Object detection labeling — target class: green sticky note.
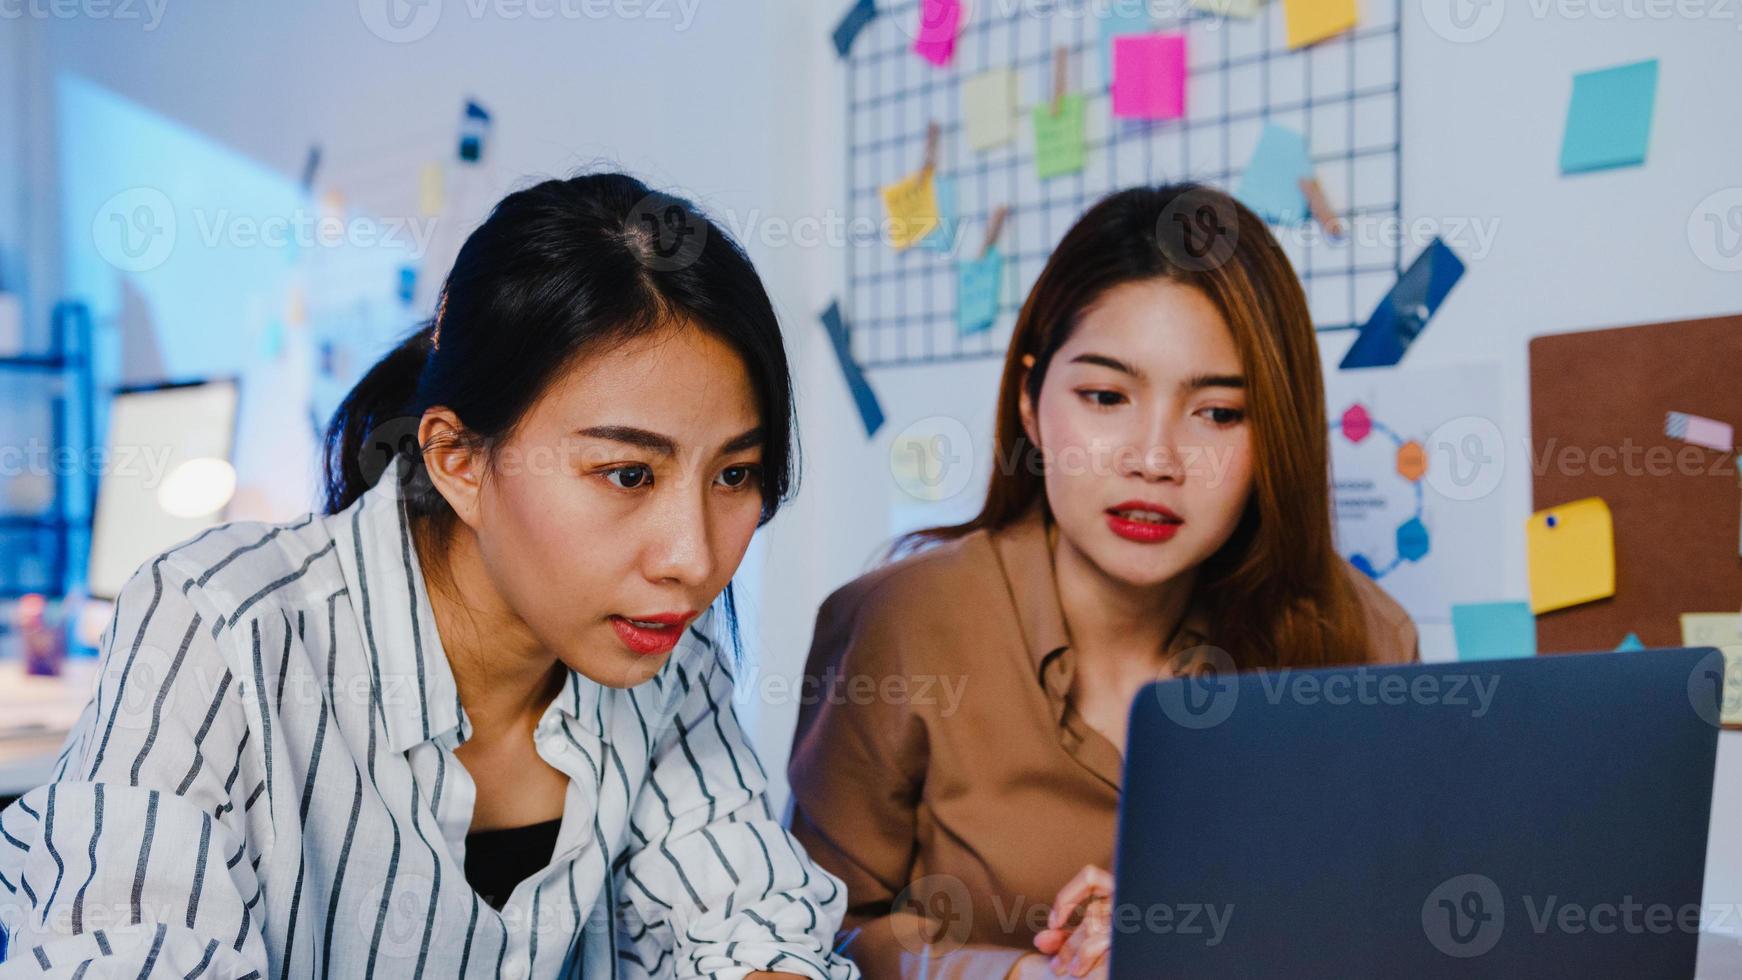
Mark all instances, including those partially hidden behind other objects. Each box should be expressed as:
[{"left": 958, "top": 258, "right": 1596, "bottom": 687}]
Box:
[
  {"left": 1560, "top": 59, "right": 1658, "bottom": 174},
  {"left": 957, "top": 247, "right": 1003, "bottom": 335},
  {"left": 1451, "top": 602, "right": 1538, "bottom": 661},
  {"left": 1033, "top": 94, "right": 1087, "bottom": 180},
  {"left": 1191, "top": 0, "right": 1267, "bottom": 16}
]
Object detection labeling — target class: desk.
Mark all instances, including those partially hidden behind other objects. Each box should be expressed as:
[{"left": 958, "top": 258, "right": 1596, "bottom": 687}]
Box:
[{"left": 0, "top": 657, "right": 95, "bottom": 799}]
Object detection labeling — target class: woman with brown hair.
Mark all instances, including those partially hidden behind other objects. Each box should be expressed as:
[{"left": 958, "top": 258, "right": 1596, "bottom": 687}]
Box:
[{"left": 786, "top": 184, "right": 1418, "bottom": 979}]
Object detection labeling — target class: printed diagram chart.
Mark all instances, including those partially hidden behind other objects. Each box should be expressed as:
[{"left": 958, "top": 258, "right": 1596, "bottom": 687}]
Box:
[
  {"left": 1324, "top": 363, "right": 1506, "bottom": 624},
  {"left": 1329, "top": 401, "right": 1429, "bottom": 581}
]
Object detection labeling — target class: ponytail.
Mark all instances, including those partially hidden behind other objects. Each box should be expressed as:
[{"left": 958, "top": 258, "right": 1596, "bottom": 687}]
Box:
[{"left": 321, "top": 320, "right": 436, "bottom": 514}]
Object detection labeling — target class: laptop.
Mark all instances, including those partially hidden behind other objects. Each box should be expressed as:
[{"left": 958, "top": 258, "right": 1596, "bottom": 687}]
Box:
[{"left": 1112, "top": 648, "right": 1726, "bottom": 979}]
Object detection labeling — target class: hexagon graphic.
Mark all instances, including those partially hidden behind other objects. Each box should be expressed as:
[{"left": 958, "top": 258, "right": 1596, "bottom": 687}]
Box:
[
  {"left": 1341, "top": 404, "right": 1372, "bottom": 444},
  {"left": 1396, "top": 517, "right": 1430, "bottom": 563},
  {"left": 1396, "top": 440, "right": 1427, "bottom": 482}
]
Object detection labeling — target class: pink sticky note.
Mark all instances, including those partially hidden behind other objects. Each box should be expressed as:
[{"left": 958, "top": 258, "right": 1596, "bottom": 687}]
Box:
[
  {"left": 913, "top": 0, "right": 961, "bottom": 67},
  {"left": 1112, "top": 33, "right": 1187, "bottom": 120},
  {"left": 1667, "top": 411, "right": 1734, "bottom": 452}
]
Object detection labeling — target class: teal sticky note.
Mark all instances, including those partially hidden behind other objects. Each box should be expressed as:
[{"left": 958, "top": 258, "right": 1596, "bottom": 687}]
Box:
[
  {"left": 1236, "top": 124, "right": 1313, "bottom": 225},
  {"left": 1615, "top": 632, "right": 1646, "bottom": 652},
  {"left": 1099, "top": 5, "right": 1152, "bottom": 88},
  {"left": 957, "top": 247, "right": 1003, "bottom": 335},
  {"left": 920, "top": 177, "right": 958, "bottom": 253},
  {"left": 1451, "top": 602, "right": 1538, "bottom": 661},
  {"left": 1560, "top": 59, "right": 1658, "bottom": 174}
]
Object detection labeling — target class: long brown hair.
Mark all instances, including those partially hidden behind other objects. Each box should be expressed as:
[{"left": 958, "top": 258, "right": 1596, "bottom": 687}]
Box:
[{"left": 899, "top": 183, "right": 1369, "bottom": 670}]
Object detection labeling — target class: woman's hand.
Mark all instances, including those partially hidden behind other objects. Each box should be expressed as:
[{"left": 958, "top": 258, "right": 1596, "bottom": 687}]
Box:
[{"left": 1029, "top": 864, "right": 1114, "bottom": 978}]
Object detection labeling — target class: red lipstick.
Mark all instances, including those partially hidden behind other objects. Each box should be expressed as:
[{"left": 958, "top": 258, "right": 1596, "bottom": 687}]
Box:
[
  {"left": 1105, "top": 500, "right": 1185, "bottom": 543},
  {"left": 609, "top": 611, "right": 698, "bottom": 656}
]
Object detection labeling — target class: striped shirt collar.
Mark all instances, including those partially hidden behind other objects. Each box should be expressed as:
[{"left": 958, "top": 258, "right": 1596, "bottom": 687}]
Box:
[{"left": 329, "top": 455, "right": 603, "bottom": 754}]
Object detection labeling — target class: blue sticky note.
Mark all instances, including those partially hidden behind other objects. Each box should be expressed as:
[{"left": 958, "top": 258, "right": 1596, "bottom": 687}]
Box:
[
  {"left": 1561, "top": 59, "right": 1658, "bottom": 174},
  {"left": 920, "top": 177, "right": 958, "bottom": 253},
  {"left": 1236, "top": 124, "right": 1313, "bottom": 225},
  {"left": 1099, "top": 5, "right": 1152, "bottom": 87},
  {"left": 1615, "top": 632, "right": 1646, "bottom": 652},
  {"left": 957, "top": 247, "right": 1003, "bottom": 335},
  {"left": 398, "top": 264, "right": 417, "bottom": 306},
  {"left": 833, "top": 0, "right": 877, "bottom": 58},
  {"left": 1451, "top": 602, "right": 1538, "bottom": 661},
  {"left": 820, "top": 301, "right": 886, "bottom": 437},
  {"left": 1339, "top": 238, "right": 1465, "bottom": 370},
  {"left": 459, "top": 99, "right": 491, "bottom": 163}
]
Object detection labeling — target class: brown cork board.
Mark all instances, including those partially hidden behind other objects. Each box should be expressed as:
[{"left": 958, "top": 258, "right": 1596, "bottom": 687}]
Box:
[{"left": 1529, "top": 314, "right": 1742, "bottom": 654}]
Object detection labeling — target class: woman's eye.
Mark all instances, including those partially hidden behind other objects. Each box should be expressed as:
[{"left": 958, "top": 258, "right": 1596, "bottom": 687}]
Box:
[
  {"left": 603, "top": 465, "right": 653, "bottom": 490},
  {"left": 715, "top": 465, "right": 760, "bottom": 490},
  {"left": 1200, "top": 407, "right": 1246, "bottom": 426},
  {"left": 1079, "top": 389, "right": 1127, "bottom": 408}
]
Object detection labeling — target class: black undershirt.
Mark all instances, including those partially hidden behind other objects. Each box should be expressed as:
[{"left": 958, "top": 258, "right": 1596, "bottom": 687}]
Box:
[{"left": 464, "top": 817, "right": 563, "bottom": 911}]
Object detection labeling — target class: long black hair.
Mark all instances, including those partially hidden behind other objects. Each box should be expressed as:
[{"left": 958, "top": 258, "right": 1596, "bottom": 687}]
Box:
[{"left": 321, "top": 172, "right": 797, "bottom": 653}]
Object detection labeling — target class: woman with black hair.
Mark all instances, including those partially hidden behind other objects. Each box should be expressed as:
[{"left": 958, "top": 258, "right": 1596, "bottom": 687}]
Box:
[{"left": 0, "top": 173, "right": 856, "bottom": 980}]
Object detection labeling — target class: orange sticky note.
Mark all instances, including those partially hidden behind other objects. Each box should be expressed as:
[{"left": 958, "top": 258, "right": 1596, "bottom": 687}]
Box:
[
  {"left": 1284, "top": 0, "right": 1357, "bottom": 48},
  {"left": 1526, "top": 497, "right": 1616, "bottom": 614},
  {"left": 881, "top": 169, "right": 941, "bottom": 251}
]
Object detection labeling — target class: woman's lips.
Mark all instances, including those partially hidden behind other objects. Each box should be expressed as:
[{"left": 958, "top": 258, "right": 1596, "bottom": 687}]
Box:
[
  {"left": 608, "top": 612, "right": 696, "bottom": 656},
  {"left": 1105, "top": 501, "right": 1185, "bottom": 544}
]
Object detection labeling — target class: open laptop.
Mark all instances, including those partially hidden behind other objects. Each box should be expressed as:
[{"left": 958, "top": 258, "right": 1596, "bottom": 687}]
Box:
[{"left": 1112, "top": 648, "right": 1725, "bottom": 979}]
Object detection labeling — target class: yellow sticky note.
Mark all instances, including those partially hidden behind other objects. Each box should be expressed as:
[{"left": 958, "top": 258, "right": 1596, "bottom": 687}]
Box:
[
  {"left": 419, "top": 163, "right": 444, "bottom": 216},
  {"left": 963, "top": 69, "right": 1017, "bottom": 152},
  {"left": 1681, "top": 613, "right": 1742, "bottom": 726},
  {"left": 1284, "top": 0, "right": 1357, "bottom": 48},
  {"left": 881, "top": 168, "right": 940, "bottom": 252},
  {"left": 1526, "top": 497, "right": 1616, "bottom": 614}
]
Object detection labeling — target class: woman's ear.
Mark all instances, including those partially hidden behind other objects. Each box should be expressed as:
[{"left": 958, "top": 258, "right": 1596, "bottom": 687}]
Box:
[
  {"left": 1017, "top": 354, "right": 1041, "bottom": 449},
  {"left": 419, "top": 407, "right": 484, "bottom": 527}
]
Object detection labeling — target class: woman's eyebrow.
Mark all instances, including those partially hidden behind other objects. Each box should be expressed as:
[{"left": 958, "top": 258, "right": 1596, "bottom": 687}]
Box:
[
  {"left": 1070, "top": 352, "right": 1146, "bottom": 382},
  {"left": 577, "top": 425, "right": 677, "bottom": 456},
  {"left": 576, "top": 425, "right": 764, "bottom": 457},
  {"left": 1181, "top": 373, "right": 1246, "bottom": 392}
]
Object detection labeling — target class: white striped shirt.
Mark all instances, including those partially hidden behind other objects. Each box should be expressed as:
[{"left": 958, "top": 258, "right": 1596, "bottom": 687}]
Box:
[{"left": 0, "top": 457, "right": 857, "bottom": 980}]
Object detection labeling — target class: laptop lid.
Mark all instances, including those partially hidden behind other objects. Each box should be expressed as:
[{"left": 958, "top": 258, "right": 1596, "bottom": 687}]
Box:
[{"left": 1112, "top": 649, "right": 1725, "bottom": 979}]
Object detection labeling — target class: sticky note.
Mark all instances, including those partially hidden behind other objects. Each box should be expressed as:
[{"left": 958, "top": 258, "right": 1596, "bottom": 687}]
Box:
[
  {"left": 913, "top": 0, "right": 961, "bottom": 67},
  {"left": 820, "top": 302, "right": 886, "bottom": 438},
  {"left": 1682, "top": 613, "right": 1742, "bottom": 727},
  {"left": 1666, "top": 411, "right": 1733, "bottom": 453},
  {"left": 1033, "top": 94, "right": 1087, "bottom": 179},
  {"left": 1111, "top": 33, "right": 1187, "bottom": 120},
  {"left": 832, "top": 0, "right": 877, "bottom": 58},
  {"left": 919, "top": 177, "right": 959, "bottom": 253},
  {"left": 963, "top": 69, "right": 1018, "bottom": 151},
  {"left": 1526, "top": 497, "right": 1616, "bottom": 615},
  {"left": 1237, "top": 124, "right": 1313, "bottom": 225},
  {"left": 881, "top": 168, "right": 941, "bottom": 251},
  {"left": 1451, "top": 602, "right": 1537, "bottom": 661},
  {"left": 1284, "top": 0, "right": 1356, "bottom": 48},
  {"left": 958, "top": 247, "right": 1003, "bottom": 336},
  {"left": 1192, "top": 0, "right": 1267, "bottom": 15},
  {"left": 1615, "top": 632, "right": 1646, "bottom": 652},
  {"left": 418, "top": 163, "right": 443, "bottom": 216},
  {"left": 1561, "top": 59, "right": 1658, "bottom": 174},
  {"left": 1340, "top": 239, "right": 1465, "bottom": 370},
  {"left": 397, "top": 265, "right": 417, "bottom": 306},
  {"left": 1098, "top": 4, "right": 1151, "bottom": 87}
]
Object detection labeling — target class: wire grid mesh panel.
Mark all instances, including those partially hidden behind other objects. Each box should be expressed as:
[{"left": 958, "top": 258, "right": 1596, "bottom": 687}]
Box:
[{"left": 844, "top": 0, "right": 1403, "bottom": 369}]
